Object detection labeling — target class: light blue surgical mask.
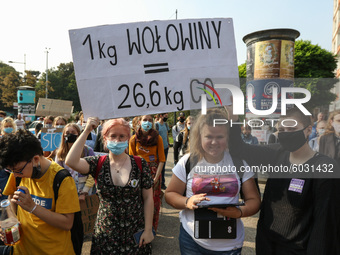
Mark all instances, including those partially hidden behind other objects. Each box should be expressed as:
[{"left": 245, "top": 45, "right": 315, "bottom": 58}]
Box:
[
  {"left": 56, "top": 125, "right": 65, "bottom": 129},
  {"left": 3, "top": 127, "right": 13, "bottom": 134},
  {"left": 141, "top": 121, "right": 152, "bottom": 132},
  {"left": 187, "top": 126, "right": 191, "bottom": 130},
  {"left": 106, "top": 140, "right": 129, "bottom": 155},
  {"left": 0, "top": 117, "right": 3, "bottom": 121},
  {"left": 44, "top": 123, "right": 52, "bottom": 128}
]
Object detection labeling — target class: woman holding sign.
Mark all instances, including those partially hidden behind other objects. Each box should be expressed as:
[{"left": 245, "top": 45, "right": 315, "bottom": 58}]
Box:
[
  {"left": 129, "top": 114, "right": 166, "bottom": 232},
  {"left": 65, "top": 117, "right": 154, "bottom": 255},
  {"left": 165, "top": 108, "right": 260, "bottom": 255}
]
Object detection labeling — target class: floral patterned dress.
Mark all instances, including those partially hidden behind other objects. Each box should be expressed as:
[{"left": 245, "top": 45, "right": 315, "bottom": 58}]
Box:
[{"left": 85, "top": 155, "right": 154, "bottom": 255}]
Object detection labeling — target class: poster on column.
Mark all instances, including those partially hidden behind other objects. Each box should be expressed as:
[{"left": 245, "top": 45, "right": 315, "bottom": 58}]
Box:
[{"left": 69, "top": 18, "right": 239, "bottom": 120}]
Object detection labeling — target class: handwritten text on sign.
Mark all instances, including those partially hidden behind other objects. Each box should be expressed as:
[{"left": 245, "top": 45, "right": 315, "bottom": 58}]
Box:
[
  {"left": 69, "top": 18, "right": 238, "bottom": 119},
  {"left": 40, "top": 128, "right": 63, "bottom": 151}
]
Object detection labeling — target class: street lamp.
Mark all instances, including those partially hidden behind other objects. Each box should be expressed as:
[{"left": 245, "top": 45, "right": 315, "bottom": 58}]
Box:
[
  {"left": 8, "top": 54, "right": 26, "bottom": 77},
  {"left": 45, "top": 48, "right": 51, "bottom": 98}
]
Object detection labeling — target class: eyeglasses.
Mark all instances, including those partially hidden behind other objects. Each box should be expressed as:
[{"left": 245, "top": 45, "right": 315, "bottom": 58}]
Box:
[{"left": 4, "top": 160, "right": 31, "bottom": 175}]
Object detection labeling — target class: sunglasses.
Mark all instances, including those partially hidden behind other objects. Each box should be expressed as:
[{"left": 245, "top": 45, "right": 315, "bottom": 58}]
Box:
[{"left": 4, "top": 160, "right": 31, "bottom": 175}]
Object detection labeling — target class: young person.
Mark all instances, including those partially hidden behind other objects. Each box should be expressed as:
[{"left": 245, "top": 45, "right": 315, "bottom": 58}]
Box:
[
  {"left": 228, "top": 107, "right": 340, "bottom": 254},
  {"left": 0, "top": 130, "right": 80, "bottom": 255},
  {"left": 173, "top": 116, "right": 193, "bottom": 165},
  {"left": 155, "top": 113, "right": 170, "bottom": 190},
  {"left": 55, "top": 123, "right": 96, "bottom": 200},
  {"left": 165, "top": 108, "right": 260, "bottom": 255},
  {"left": 66, "top": 117, "right": 154, "bottom": 254},
  {"left": 129, "top": 115, "right": 165, "bottom": 231}
]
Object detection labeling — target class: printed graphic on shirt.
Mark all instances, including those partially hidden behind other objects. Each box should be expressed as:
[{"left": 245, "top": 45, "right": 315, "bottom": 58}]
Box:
[
  {"left": 192, "top": 173, "right": 239, "bottom": 197},
  {"left": 31, "top": 195, "right": 52, "bottom": 209}
]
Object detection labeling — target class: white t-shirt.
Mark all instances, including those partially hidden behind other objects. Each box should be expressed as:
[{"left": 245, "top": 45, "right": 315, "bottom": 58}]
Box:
[
  {"left": 15, "top": 119, "right": 25, "bottom": 129},
  {"left": 172, "top": 151, "right": 254, "bottom": 251}
]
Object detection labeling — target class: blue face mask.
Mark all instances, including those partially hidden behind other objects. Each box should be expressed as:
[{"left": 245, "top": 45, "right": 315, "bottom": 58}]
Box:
[
  {"left": 106, "top": 140, "right": 129, "bottom": 155},
  {"left": 44, "top": 124, "right": 52, "bottom": 128},
  {"left": 56, "top": 125, "right": 65, "bottom": 129},
  {"left": 187, "top": 126, "right": 191, "bottom": 130},
  {"left": 3, "top": 127, "right": 13, "bottom": 134},
  {"left": 141, "top": 121, "right": 152, "bottom": 132}
]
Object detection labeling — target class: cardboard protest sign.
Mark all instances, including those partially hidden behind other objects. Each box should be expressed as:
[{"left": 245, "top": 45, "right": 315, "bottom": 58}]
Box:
[
  {"left": 36, "top": 98, "right": 73, "bottom": 118},
  {"left": 69, "top": 18, "right": 239, "bottom": 119},
  {"left": 40, "top": 128, "right": 63, "bottom": 151},
  {"left": 80, "top": 194, "right": 100, "bottom": 235}
]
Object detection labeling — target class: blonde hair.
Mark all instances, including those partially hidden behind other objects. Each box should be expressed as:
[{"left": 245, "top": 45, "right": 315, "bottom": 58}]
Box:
[
  {"left": 53, "top": 116, "right": 67, "bottom": 127},
  {"left": 182, "top": 116, "right": 194, "bottom": 147},
  {"left": 190, "top": 108, "right": 229, "bottom": 161},
  {"left": 325, "top": 110, "right": 340, "bottom": 135},
  {"left": 1, "top": 117, "right": 17, "bottom": 135},
  {"left": 56, "top": 123, "right": 84, "bottom": 161}
]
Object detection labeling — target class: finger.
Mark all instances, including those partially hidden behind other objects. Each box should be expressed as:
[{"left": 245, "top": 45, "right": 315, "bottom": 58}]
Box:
[{"left": 139, "top": 237, "right": 144, "bottom": 248}]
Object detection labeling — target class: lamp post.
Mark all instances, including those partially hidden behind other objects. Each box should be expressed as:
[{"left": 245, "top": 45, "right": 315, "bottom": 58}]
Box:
[
  {"left": 8, "top": 54, "right": 26, "bottom": 77},
  {"left": 45, "top": 48, "right": 50, "bottom": 98}
]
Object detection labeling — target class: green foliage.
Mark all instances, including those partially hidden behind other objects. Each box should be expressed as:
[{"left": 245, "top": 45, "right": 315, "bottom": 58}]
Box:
[
  {"left": 0, "top": 72, "right": 21, "bottom": 107},
  {"left": 238, "top": 62, "right": 247, "bottom": 94},
  {"left": 38, "top": 62, "right": 81, "bottom": 112},
  {"left": 294, "top": 40, "right": 337, "bottom": 110}
]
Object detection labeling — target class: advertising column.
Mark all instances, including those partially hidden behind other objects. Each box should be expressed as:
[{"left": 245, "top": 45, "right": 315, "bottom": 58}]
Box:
[
  {"left": 17, "top": 86, "right": 36, "bottom": 122},
  {"left": 243, "top": 29, "right": 300, "bottom": 119}
]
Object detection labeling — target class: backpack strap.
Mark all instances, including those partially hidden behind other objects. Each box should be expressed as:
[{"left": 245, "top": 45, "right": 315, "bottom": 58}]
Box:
[
  {"left": 95, "top": 155, "right": 107, "bottom": 185},
  {"left": 53, "top": 169, "right": 72, "bottom": 201},
  {"left": 155, "top": 122, "right": 159, "bottom": 131},
  {"left": 183, "top": 155, "right": 199, "bottom": 196},
  {"left": 230, "top": 156, "right": 245, "bottom": 199},
  {"left": 133, "top": 155, "right": 143, "bottom": 174}
]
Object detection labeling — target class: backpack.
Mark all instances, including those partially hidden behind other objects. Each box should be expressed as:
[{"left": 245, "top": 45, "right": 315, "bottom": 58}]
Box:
[
  {"left": 155, "top": 122, "right": 169, "bottom": 132},
  {"left": 16, "top": 169, "right": 84, "bottom": 255},
  {"left": 94, "top": 155, "right": 143, "bottom": 184},
  {"left": 184, "top": 155, "right": 259, "bottom": 199}
]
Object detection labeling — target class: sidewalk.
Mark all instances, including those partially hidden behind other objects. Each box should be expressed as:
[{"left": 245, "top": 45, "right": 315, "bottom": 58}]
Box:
[{"left": 81, "top": 147, "right": 261, "bottom": 254}]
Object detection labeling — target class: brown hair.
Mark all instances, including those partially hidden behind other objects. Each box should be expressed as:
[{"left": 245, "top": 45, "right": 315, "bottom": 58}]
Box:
[
  {"left": 279, "top": 107, "right": 312, "bottom": 128},
  {"left": 56, "top": 123, "right": 84, "bottom": 161}
]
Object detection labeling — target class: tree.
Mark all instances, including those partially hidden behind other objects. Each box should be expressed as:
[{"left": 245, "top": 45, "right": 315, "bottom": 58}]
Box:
[
  {"left": 38, "top": 62, "right": 81, "bottom": 112},
  {"left": 294, "top": 40, "right": 337, "bottom": 110},
  {"left": 238, "top": 40, "right": 338, "bottom": 111},
  {"left": 0, "top": 72, "right": 21, "bottom": 107}
]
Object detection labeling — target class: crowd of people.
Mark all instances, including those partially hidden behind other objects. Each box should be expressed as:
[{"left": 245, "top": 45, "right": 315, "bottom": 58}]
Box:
[{"left": 0, "top": 108, "right": 339, "bottom": 254}]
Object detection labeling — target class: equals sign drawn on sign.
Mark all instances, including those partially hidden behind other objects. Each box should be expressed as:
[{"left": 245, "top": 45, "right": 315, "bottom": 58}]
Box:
[{"left": 144, "top": 63, "right": 169, "bottom": 74}]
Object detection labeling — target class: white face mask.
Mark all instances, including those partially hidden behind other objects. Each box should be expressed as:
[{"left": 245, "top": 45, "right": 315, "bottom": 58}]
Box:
[{"left": 332, "top": 123, "right": 340, "bottom": 134}]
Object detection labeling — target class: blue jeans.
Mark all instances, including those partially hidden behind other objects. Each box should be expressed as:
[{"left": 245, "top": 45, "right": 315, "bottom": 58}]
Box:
[
  {"left": 161, "top": 147, "right": 169, "bottom": 186},
  {"left": 179, "top": 224, "right": 242, "bottom": 255}
]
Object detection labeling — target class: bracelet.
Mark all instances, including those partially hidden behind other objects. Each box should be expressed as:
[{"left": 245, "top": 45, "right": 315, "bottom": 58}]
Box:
[
  {"left": 185, "top": 197, "right": 190, "bottom": 208},
  {"left": 30, "top": 204, "right": 37, "bottom": 214},
  {"left": 237, "top": 207, "right": 243, "bottom": 218}
]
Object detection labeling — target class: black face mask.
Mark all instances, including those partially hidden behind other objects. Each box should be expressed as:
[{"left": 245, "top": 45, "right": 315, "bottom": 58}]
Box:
[
  {"left": 31, "top": 162, "right": 44, "bottom": 179},
  {"left": 278, "top": 126, "right": 309, "bottom": 152},
  {"left": 179, "top": 118, "right": 185, "bottom": 123},
  {"left": 163, "top": 117, "right": 168, "bottom": 122},
  {"left": 65, "top": 134, "right": 78, "bottom": 143}
]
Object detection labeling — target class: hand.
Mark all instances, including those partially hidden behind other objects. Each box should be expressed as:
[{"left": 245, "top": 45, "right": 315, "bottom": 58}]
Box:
[
  {"left": 78, "top": 193, "right": 86, "bottom": 201},
  {"left": 12, "top": 186, "right": 35, "bottom": 213},
  {"left": 85, "top": 117, "right": 99, "bottom": 133},
  {"left": 186, "top": 194, "right": 210, "bottom": 210},
  {"left": 139, "top": 229, "right": 154, "bottom": 247},
  {"left": 209, "top": 206, "right": 242, "bottom": 218}
]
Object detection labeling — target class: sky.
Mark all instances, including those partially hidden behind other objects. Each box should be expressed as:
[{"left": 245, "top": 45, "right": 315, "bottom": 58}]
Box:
[{"left": 0, "top": 0, "right": 334, "bottom": 75}]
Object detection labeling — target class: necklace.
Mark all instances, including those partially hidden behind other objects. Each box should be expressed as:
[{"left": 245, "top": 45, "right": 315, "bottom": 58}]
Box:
[{"left": 111, "top": 155, "right": 128, "bottom": 173}]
